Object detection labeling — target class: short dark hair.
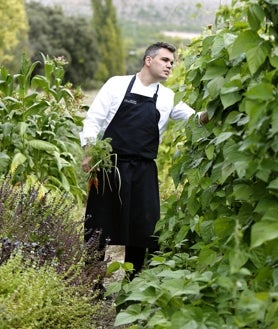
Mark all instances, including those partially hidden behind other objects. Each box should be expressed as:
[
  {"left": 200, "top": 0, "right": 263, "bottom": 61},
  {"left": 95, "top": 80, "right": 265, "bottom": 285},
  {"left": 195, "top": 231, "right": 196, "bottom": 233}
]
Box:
[{"left": 143, "top": 42, "right": 176, "bottom": 62}]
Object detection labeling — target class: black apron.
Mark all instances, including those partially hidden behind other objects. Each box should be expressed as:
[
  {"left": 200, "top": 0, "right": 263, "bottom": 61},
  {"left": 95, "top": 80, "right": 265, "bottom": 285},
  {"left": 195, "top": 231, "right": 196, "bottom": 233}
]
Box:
[{"left": 85, "top": 76, "right": 160, "bottom": 248}]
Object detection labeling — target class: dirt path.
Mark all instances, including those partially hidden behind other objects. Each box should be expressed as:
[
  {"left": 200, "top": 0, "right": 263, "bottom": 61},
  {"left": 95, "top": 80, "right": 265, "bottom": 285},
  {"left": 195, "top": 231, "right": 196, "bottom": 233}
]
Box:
[{"left": 93, "top": 246, "right": 126, "bottom": 329}]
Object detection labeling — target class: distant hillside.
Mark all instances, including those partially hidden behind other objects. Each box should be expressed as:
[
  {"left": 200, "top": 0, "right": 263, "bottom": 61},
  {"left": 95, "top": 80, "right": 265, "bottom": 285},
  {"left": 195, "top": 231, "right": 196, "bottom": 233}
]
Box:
[{"left": 30, "top": 0, "right": 231, "bottom": 33}]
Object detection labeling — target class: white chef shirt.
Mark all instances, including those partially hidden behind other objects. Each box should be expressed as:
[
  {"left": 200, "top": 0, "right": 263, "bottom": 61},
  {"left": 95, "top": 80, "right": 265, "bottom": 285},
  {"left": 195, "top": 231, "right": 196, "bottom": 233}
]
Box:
[{"left": 80, "top": 74, "right": 195, "bottom": 146}]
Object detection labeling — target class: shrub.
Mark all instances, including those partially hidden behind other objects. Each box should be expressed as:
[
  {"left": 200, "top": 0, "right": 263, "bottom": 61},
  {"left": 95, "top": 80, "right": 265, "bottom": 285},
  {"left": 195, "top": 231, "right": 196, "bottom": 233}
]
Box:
[
  {"left": 0, "top": 54, "right": 86, "bottom": 206},
  {"left": 0, "top": 253, "right": 98, "bottom": 329},
  {"left": 0, "top": 177, "right": 107, "bottom": 288}
]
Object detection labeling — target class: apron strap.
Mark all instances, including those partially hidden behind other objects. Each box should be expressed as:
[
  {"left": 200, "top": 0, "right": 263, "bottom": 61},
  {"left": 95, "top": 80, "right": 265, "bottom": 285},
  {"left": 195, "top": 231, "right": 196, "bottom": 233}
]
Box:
[
  {"left": 126, "top": 75, "right": 136, "bottom": 93},
  {"left": 127, "top": 75, "right": 159, "bottom": 102}
]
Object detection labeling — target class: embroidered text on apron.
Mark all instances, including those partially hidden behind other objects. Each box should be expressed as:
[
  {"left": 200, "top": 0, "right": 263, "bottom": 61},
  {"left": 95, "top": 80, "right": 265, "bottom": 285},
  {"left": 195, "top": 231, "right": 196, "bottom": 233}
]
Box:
[{"left": 85, "top": 75, "right": 161, "bottom": 248}]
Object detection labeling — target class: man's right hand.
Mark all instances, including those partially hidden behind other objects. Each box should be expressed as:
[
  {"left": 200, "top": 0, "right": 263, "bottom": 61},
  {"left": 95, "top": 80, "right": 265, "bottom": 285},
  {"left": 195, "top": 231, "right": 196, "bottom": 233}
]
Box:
[{"left": 82, "top": 156, "right": 92, "bottom": 173}]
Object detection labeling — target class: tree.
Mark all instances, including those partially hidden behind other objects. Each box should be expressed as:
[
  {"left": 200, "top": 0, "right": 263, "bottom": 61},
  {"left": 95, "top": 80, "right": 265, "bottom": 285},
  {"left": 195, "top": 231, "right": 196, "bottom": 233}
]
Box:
[
  {"left": 0, "top": 0, "right": 29, "bottom": 72},
  {"left": 91, "top": 0, "right": 126, "bottom": 82},
  {"left": 26, "top": 2, "right": 99, "bottom": 89}
]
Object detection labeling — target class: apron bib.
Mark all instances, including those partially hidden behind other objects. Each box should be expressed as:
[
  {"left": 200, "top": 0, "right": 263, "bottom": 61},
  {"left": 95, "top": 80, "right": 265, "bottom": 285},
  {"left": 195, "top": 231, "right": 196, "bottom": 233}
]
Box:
[{"left": 103, "top": 75, "right": 160, "bottom": 159}]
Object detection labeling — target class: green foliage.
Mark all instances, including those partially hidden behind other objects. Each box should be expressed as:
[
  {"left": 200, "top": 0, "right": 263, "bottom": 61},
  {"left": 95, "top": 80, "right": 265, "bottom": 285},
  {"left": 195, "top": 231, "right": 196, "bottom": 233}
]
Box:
[
  {"left": 26, "top": 1, "right": 99, "bottom": 89},
  {"left": 0, "top": 54, "right": 85, "bottom": 205},
  {"left": 92, "top": 0, "right": 126, "bottom": 82},
  {"left": 85, "top": 138, "right": 113, "bottom": 173},
  {"left": 0, "top": 253, "right": 98, "bottom": 329},
  {"left": 113, "top": 0, "right": 278, "bottom": 327},
  {"left": 0, "top": 0, "right": 29, "bottom": 72},
  {"left": 84, "top": 138, "right": 116, "bottom": 187},
  {"left": 0, "top": 177, "right": 110, "bottom": 327}
]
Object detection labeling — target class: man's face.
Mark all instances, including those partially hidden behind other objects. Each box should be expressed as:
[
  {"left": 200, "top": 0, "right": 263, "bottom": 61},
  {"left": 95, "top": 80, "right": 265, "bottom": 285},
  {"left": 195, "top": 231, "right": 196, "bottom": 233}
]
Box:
[{"left": 146, "top": 48, "right": 175, "bottom": 81}]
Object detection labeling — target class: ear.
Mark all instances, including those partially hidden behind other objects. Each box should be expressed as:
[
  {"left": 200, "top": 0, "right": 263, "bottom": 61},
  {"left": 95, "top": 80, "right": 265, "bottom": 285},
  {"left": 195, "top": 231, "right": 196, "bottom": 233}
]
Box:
[{"left": 145, "top": 56, "right": 152, "bottom": 67}]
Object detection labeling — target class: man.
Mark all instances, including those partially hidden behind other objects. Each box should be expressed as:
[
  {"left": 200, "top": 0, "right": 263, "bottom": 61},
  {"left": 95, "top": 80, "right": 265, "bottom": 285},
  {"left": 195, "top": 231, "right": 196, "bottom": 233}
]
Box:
[{"left": 80, "top": 42, "right": 207, "bottom": 278}]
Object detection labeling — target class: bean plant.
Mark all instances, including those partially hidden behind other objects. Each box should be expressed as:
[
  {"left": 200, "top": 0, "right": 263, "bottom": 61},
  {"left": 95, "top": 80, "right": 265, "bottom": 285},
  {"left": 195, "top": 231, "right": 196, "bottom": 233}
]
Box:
[{"left": 113, "top": 0, "right": 278, "bottom": 328}]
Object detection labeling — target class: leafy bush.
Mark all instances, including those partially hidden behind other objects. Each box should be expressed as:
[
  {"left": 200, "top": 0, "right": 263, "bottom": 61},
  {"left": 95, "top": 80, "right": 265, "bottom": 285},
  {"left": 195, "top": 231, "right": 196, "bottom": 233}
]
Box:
[
  {"left": 0, "top": 253, "right": 98, "bottom": 329},
  {"left": 0, "top": 54, "right": 86, "bottom": 206},
  {"left": 113, "top": 0, "right": 278, "bottom": 328}
]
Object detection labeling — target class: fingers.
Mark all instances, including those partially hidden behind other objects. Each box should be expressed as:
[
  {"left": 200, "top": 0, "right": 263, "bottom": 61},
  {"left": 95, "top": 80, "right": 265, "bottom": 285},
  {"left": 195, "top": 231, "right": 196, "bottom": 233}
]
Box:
[{"left": 82, "top": 156, "right": 92, "bottom": 173}]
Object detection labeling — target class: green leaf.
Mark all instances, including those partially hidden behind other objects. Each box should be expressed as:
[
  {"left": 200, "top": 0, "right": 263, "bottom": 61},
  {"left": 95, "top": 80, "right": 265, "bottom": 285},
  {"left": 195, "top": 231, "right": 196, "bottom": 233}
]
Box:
[
  {"left": 28, "top": 139, "right": 59, "bottom": 152},
  {"left": 246, "top": 43, "right": 269, "bottom": 75},
  {"left": 105, "top": 281, "right": 122, "bottom": 296},
  {"left": 18, "top": 122, "right": 28, "bottom": 136},
  {"left": 106, "top": 261, "right": 121, "bottom": 275},
  {"left": 251, "top": 220, "right": 278, "bottom": 248},
  {"left": 199, "top": 249, "right": 217, "bottom": 267},
  {"left": 229, "top": 249, "right": 249, "bottom": 273},
  {"left": 202, "top": 58, "right": 228, "bottom": 80},
  {"left": 220, "top": 92, "right": 242, "bottom": 109},
  {"left": 214, "top": 217, "right": 235, "bottom": 239},
  {"left": 211, "top": 34, "right": 225, "bottom": 57},
  {"left": 31, "top": 75, "right": 50, "bottom": 90},
  {"left": 245, "top": 83, "right": 274, "bottom": 101},
  {"left": 230, "top": 30, "right": 262, "bottom": 60},
  {"left": 60, "top": 172, "right": 70, "bottom": 191},
  {"left": 214, "top": 132, "right": 234, "bottom": 145},
  {"left": 233, "top": 184, "right": 254, "bottom": 201},
  {"left": 206, "top": 76, "right": 225, "bottom": 99},
  {"left": 247, "top": 4, "right": 265, "bottom": 31},
  {"left": 10, "top": 152, "right": 27, "bottom": 174},
  {"left": 268, "top": 177, "right": 278, "bottom": 190},
  {"left": 0, "top": 152, "right": 10, "bottom": 172},
  {"left": 115, "top": 304, "right": 147, "bottom": 326},
  {"left": 263, "top": 206, "right": 278, "bottom": 222},
  {"left": 174, "top": 91, "right": 185, "bottom": 104},
  {"left": 245, "top": 100, "right": 267, "bottom": 132},
  {"left": 22, "top": 101, "right": 49, "bottom": 120},
  {"left": 205, "top": 144, "right": 214, "bottom": 160}
]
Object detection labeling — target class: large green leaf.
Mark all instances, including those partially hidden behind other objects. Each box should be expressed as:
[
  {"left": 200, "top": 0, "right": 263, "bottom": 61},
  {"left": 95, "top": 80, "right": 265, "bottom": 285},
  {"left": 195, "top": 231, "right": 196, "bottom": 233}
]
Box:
[
  {"left": 246, "top": 43, "right": 269, "bottom": 74},
  {"left": 251, "top": 220, "right": 278, "bottom": 248},
  {"left": 28, "top": 139, "right": 59, "bottom": 152},
  {"left": 0, "top": 152, "right": 10, "bottom": 172},
  {"left": 233, "top": 184, "right": 255, "bottom": 201},
  {"left": 115, "top": 304, "right": 148, "bottom": 326},
  {"left": 214, "top": 132, "right": 234, "bottom": 145},
  {"left": 22, "top": 101, "right": 49, "bottom": 121},
  {"left": 268, "top": 177, "right": 278, "bottom": 190},
  {"left": 206, "top": 76, "right": 225, "bottom": 99},
  {"left": 10, "top": 152, "right": 27, "bottom": 174},
  {"left": 220, "top": 92, "right": 242, "bottom": 109},
  {"left": 247, "top": 4, "right": 265, "bottom": 31},
  {"left": 202, "top": 58, "right": 228, "bottom": 80},
  {"left": 245, "top": 82, "right": 274, "bottom": 100},
  {"left": 230, "top": 30, "right": 262, "bottom": 59}
]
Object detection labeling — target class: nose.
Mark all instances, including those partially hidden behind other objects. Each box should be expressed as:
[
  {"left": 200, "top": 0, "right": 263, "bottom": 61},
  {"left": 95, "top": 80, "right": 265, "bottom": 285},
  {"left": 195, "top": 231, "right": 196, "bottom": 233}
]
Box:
[{"left": 167, "top": 61, "right": 173, "bottom": 69}]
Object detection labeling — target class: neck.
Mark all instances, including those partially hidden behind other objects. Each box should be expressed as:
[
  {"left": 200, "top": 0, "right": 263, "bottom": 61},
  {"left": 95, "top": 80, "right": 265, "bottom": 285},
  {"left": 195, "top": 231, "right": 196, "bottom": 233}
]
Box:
[{"left": 137, "top": 69, "right": 158, "bottom": 86}]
